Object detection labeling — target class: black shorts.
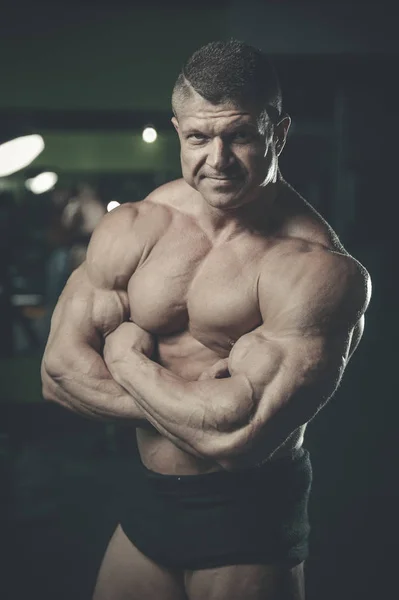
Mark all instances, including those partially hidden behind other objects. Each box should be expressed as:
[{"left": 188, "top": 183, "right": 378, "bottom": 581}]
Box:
[{"left": 119, "top": 443, "right": 312, "bottom": 570}]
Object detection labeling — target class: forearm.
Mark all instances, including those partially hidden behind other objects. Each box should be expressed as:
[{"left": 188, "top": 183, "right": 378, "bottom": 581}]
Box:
[
  {"left": 41, "top": 344, "right": 150, "bottom": 425},
  {"left": 105, "top": 346, "right": 307, "bottom": 470},
  {"left": 107, "top": 349, "right": 254, "bottom": 457},
  {"left": 214, "top": 407, "right": 302, "bottom": 470}
]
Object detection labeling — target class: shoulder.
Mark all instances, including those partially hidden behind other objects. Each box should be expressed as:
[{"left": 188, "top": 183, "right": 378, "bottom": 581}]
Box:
[
  {"left": 86, "top": 198, "right": 172, "bottom": 290},
  {"left": 146, "top": 178, "right": 190, "bottom": 203},
  {"left": 260, "top": 239, "right": 371, "bottom": 334},
  {"left": 277, "top": 180, "right": 348, "bottom": 254},
  {"left": 146, "top": 178, "right": 199, "bottom": 216},
  {"left": 84, "top": 180, "right": 194, "bottom": 290}
]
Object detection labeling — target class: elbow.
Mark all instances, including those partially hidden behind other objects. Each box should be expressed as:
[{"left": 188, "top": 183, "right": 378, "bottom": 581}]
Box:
[
  {"left": 41, "top": 374, "right": 58, "bottom": 403},
  {"left": 40, "top": 355, "right": 63, "bottom": 404},
  {"left": 202, "top": 429, "right": 252, "bottom": 471},
  {"left": 206, "top": 423, "right": 279, "bottom": 471},
  {"left": 41, "top": 369, "right": 56, "bottom": 404},
  {"left": 41, "top": 380, "right": 52, "bottom": 402}
]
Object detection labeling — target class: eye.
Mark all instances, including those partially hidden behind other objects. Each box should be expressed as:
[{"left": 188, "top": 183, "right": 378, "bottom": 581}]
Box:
[
  {"left": 231, "top": 131, "right": 253, "bottom": 143},
  {"left": 187, "top": 133, "right": 208, "bottom": 143}
]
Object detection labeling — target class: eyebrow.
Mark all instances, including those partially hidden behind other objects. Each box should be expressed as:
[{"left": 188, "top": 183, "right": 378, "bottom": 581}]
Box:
[{"left": 182, "top": 123, "right": 257, "bottom": 136}]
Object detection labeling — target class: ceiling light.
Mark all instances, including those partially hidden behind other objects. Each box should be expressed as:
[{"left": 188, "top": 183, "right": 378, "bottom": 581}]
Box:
[
  {"left": 0, "top": 134, "right": 45, "bottom": 177},
  {"left": 25, "top": 171, "right": 58, "bottom": 194},
  {"left": 107, "top": 200, "right": 120, "bottom": 212},
  {"left": 142, "top": 127, "right": 157, "bottom": 144}
]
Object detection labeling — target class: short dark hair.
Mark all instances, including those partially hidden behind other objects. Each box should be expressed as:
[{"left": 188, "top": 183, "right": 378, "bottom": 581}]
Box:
[{"left": 172, "top": 39, "right": 283, "bottom": 133}]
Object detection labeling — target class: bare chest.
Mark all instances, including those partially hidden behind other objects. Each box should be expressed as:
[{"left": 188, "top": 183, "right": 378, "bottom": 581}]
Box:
[{"left": 127, "top": 224, "right": 266, "bottom": 356}]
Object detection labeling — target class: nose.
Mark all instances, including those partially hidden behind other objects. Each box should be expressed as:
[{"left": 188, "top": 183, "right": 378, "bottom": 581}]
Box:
[{"left": 206, "top": 137, "right": 232, "bottom": 171}]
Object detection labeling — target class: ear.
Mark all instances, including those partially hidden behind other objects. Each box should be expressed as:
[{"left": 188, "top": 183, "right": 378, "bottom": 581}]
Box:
[
  {"left": 171, "top": 116, "right": 179, "bottom": 133},
  {"left": 274, "top": 115, "right": 291, "bottom": 156},
  {"left": 280, "top": 114, "right": 291, "bottom": 139}
]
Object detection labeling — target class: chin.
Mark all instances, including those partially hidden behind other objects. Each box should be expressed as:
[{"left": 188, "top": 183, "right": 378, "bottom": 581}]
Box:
[
  {"left": 205, "top": 185, "right": 259, "bottom": 210},
  {"left": 198, "top": 179, "right": 242, "bottom": 205},
  {"left": 204, "top": 192, "right": 247, "bottom": 210}
]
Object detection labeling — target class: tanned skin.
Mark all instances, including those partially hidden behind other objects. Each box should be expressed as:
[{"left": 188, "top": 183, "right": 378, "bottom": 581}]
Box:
[{"left": 42, "top": 89, "right": 371, "bottom": 600}]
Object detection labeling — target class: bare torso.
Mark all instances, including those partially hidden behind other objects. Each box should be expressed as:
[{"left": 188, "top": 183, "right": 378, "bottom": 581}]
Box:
[{"left": 125, "top": 178, "right": 350, "bottom": 475}]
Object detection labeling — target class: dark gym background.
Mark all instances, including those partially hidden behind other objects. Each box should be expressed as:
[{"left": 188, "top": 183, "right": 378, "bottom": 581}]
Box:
[{"left": 0, "top": 2, "right": 397, "bottom": 599}]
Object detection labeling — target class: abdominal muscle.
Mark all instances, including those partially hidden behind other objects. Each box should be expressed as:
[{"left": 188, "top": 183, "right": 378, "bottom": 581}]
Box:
[{"left": 135, "top": 330, "right": 305, "bottom": 475}]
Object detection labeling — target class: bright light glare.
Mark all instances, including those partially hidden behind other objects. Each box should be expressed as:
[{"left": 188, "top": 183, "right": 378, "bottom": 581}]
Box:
[
  {"left": 107, "top": 200, "right": 120, "bottom": 212},
  {"left": 25, "top": 171, "right": 58, "bottom": 194},
  {"left": 142, "top": 127, "right": 157, "bottom": 143},
  {"left": 0, "top": 134, "right": 45, "bottom": 177}
]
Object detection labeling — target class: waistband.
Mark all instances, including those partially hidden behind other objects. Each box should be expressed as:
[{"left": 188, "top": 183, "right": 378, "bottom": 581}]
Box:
[{"left": 135, "top": 447, "right": 309, "bottom": 497}]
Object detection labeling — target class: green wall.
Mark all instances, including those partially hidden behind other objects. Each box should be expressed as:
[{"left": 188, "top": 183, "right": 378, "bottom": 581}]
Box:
[
  {"left": 31, "top": 130, "right": 181, "bottom": 173},
  {"left": 0, "top": 7, "right": 227, "bottom": 111},
  {"left": 0, "top": 7, "right": 227, "bottom": 175}
]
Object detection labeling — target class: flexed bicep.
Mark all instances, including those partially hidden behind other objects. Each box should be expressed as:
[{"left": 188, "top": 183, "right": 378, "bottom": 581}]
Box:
[
  {"left": 203, "top": 247, "right": 371, "bottom": 469},
  {"left": 41, "top": 202, "right": 156, "bottom": 423},
  {"left": 42, "top": 262, "right": 136, "bottom": 418}
]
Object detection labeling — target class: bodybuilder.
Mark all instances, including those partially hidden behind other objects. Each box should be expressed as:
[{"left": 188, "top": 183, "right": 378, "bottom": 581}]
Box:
[{"left": 41, "top": 40, "right": 371, "bottom": 600}]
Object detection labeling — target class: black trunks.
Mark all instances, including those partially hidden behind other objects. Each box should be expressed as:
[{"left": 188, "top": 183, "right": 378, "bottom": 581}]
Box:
[{"left": 119, "top": 443, "right": 312, "bottom": 570}]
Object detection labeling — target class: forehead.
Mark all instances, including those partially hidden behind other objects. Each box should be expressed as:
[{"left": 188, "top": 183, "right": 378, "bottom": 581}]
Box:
[{"left": 177, "top": 90, "right": 260, "bottom": 132}]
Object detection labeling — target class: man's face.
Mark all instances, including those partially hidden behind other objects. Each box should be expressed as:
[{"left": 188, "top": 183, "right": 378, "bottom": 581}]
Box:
[{"left": 172, "top": 91, "right": 282, "bottom": 210}]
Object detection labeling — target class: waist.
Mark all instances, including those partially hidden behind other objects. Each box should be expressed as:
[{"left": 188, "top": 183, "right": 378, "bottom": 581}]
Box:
[
  {"left": 134, "top": 444, "right": 310, "bottom": 498},
  {"left": 135, "top": 426, "right": 305, "bottom": 476}
]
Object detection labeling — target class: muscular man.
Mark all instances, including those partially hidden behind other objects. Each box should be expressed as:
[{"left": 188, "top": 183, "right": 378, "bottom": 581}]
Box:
[{"left": 41, "top": 40, "right": 371, "bottom": 600}]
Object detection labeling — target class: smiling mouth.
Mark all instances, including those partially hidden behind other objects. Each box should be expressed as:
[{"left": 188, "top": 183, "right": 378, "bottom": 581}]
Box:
[{"left": 207, "top": 176, "right": 240, "bottom": 180}]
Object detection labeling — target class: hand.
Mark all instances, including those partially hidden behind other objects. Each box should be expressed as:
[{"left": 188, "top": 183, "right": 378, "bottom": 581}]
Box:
[
  {"left": 197, "top": 358, "right": 230, "bottom": 381},
  {"left": 103, "top": 322, "right": 155, "bottom": 369}
]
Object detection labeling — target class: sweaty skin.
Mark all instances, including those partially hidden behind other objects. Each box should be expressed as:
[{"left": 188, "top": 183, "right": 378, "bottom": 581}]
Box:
[{"left": 42, "top": 93, "right": 371, "bottom": 600}]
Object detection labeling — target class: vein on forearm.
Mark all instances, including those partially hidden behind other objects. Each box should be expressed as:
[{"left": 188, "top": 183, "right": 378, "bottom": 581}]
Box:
[
  {"left": 50, "top": 367, "right": 144, "bottom": 421},
  {"left": 111, "top": 351, "right": 254, "bottom": 456},
  {"left": 110, "top": 355, "right": 205, "bottom": 452}
]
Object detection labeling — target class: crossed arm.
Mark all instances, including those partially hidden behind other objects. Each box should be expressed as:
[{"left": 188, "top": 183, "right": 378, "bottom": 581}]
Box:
[
  {"left": 42, "top": 226, "right": 370, "bottom": 470},
  {"left": 41, "top": 204, "right": 157, "bottom": 426},
  {"left": 104, "top": 250, "right": 371, "bottom": 469}
]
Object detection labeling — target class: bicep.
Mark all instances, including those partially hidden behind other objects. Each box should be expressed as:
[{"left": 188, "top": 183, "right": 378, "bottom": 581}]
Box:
[
  {"left": 250, "top": 248, "right": 370, "bottom": 417},
  {"left": 228, "top": 329, "right": 284, "bottom": 406},
  {"left": 44, "top": 263, "right": 129, "bottom": 371},
  {"left": 212, "top": 331, "right": 348, "bottom": 467},
  {"left": 227, "top": 329, "right": 309, "bottom": 432},
  {"left": 228, "top": 328, "right": 348, "bottom": 428},
  {"left": 44, "top": 203, "right": 145, "bottom": 374},
  {"left": 213, "top": 252, "right": 369, "bottom": 465}
]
